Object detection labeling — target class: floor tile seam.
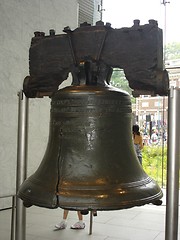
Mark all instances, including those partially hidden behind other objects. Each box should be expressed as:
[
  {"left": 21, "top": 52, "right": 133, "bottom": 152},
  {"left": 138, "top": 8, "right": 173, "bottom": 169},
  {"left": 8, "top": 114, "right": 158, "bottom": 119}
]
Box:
[
  {"left": 128, "top": 216, "right": 165, "bottom": 224},
  {"left": 104, "top": 236, "right": 127, "bottom": 240},
  {"left": 101, "top": 221, "right": 164, "bottom": 233},
  {"left": 153, "top": 230, "right": 164, "bottom": 240},
  {"left": 130, "top": 211, "right": 141, "bottom": 220},
  {"left": 101, "top": 216, "right": 117, "bottom": 224},
  {"left": 106, "top": 219, "right": 165, "bottom": 228}
]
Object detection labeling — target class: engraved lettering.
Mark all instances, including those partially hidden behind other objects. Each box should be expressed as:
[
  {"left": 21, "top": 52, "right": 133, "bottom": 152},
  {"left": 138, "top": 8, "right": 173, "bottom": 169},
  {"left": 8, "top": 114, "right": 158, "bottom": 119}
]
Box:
[{"left": 52, "top": 98, "right": 130, "bottom": 106}]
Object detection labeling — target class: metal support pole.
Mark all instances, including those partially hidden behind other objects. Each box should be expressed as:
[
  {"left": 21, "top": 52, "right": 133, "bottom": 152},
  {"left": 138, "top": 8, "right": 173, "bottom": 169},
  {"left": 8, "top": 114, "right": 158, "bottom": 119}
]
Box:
[
  {"left": 89, "top": 211, "right": 93, "bottom": 235},
  {"left": 15, "top": 90, "right": 29, "bottom": 240},
  {"left": 165, "top": 87, "right": 180, "bottom": 240},
  {"left": 10, "top": 196, "right": 16, "bottom": 240}
]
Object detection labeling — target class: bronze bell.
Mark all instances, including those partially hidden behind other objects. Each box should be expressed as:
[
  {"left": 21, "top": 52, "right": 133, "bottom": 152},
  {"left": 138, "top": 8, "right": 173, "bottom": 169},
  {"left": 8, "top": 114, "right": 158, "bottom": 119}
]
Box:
[{"left": 18, "top": 62, "right": 163, "bottom": 210}]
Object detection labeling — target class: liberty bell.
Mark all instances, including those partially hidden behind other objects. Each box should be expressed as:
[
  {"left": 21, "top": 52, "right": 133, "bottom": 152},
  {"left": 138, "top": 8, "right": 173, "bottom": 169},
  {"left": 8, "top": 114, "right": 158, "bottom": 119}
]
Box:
[{"left": 18, "top": 21, "right": 168, "bottom": 211}]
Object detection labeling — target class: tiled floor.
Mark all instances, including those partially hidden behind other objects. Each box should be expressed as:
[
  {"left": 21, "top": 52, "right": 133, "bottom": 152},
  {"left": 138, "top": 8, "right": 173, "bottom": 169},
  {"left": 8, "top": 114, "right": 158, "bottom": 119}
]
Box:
[{"left": 0, "top": 189, "right": 179, "bottom": 240}]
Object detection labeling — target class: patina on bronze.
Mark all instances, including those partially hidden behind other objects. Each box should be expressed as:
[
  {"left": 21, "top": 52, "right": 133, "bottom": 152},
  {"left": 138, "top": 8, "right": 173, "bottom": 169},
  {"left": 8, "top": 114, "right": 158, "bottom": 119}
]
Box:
[
  {"left": 18, "top": 20, "right": 166, "bottom": 210},
  {"left": 23, "top": 20, "right": 169, "bottom": 98}
]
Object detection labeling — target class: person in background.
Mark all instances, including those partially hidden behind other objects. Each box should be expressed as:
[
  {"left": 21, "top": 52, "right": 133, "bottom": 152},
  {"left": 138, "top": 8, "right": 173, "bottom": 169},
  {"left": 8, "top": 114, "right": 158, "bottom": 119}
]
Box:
[
  {"left": 132, "top": 124, "right": 144, "bottom": 165},
  {"left": 55, "top": 210, "right": 85, "bottom": 230},
  {"left": 151, "top": 130, "right": 158, "bottom": 145}
]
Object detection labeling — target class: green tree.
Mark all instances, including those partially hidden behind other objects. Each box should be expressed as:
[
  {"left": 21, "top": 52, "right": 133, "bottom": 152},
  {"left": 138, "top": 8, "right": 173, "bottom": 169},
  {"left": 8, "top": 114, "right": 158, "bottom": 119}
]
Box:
[
  {"left": 110, "top": 68, "right": 135, "bottom": 102},
  {"left": 165, "top": 42, "right": 180, "bottom": 60}
]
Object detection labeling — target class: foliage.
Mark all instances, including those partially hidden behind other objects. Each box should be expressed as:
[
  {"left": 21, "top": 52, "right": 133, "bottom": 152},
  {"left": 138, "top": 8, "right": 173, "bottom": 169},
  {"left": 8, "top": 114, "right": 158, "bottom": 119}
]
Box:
[
  {"left": 165, "top": 42, "right": 180, "bottom": 60},
  {"left": 110, "top": 68, "right": 136, "bottom": 103},
  {"left": 142, "top": 145, "right": 167, "bottom": 187}
]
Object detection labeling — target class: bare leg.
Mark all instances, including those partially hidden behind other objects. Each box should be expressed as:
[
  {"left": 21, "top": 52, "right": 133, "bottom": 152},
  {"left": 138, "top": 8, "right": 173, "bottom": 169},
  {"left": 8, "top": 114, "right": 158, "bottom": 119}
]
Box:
[
  {"left": 77, "top": 211, "right": 83, "bottom": 221},
  {"left": 63, "top": 210, "right": 69, "bottom": 220}
]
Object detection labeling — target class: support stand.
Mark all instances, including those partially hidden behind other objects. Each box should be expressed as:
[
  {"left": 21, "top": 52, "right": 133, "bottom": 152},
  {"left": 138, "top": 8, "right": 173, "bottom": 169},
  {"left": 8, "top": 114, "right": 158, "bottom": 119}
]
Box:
[
  {"left": 15, "top": 90, "right": 29, "bottom": 240},
  {"left": 165, "top": 87, "right": 180, "bottom": 240},
  {"left": 11, "top": 195, "right": 16, "bottom": 240},
  {"left": 89, "top": 211, "right": 93, "bottom": 235}
]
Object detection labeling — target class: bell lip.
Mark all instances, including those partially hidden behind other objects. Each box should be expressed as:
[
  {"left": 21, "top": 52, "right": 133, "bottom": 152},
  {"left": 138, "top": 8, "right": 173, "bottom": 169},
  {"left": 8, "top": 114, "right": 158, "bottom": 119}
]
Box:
[
  {"left": 17, "top": 176, "right": 163, "bottom": 209},
  {"left": 58, "top": 191, "right": 163, "bottom": 211},
  {"left": 18, "top": 190, "right": 59, "bottom": 209},
  {"left": 18, "top": 190, "right": 163, "bottom": 210},
  {"left": 17, "top": 181, "right": 59, "bottom": 209},
  {"left": 17, "top": 186, "right": 163, "bottom": 210}
]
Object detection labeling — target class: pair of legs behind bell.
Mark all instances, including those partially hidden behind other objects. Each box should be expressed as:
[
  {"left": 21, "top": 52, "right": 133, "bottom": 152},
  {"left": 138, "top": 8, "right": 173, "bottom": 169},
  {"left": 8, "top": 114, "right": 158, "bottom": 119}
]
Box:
[
  {"left": 55, "top": 210, "right": 85, "bottom": 230},
  {"left": 55, "top": 209, "right": 97, "bottom": 230}
]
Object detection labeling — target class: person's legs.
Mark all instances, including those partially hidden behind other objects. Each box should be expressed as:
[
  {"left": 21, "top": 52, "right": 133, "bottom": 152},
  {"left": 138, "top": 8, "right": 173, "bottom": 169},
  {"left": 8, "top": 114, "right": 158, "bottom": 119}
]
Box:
[
  {"left": 55, "top": 210, "right": 69, "bottom": 230},
  {"left": 70, "top": 211, "right": 85, "bottom": 229},
  {"left": 77, "top": 211, "right": 83, "bottom": 221},
  {"left": 138, "top": 156, "right": 142, "bottom": 165},
  {"left": 63, "top": 210, "right": 69, "bottom": 220},
  {"left": 93, "top": 210, "right": 97, "bottom": 216}
]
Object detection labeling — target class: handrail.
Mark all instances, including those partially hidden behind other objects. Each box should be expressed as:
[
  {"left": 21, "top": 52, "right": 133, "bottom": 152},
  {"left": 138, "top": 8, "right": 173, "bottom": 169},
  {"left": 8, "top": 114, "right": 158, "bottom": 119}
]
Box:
[
  {"left": 0, "top": 194, "right": 16, "bottom": 199},
  {"left": 0, "top": 195, "right": 16, "bottom": 240}
]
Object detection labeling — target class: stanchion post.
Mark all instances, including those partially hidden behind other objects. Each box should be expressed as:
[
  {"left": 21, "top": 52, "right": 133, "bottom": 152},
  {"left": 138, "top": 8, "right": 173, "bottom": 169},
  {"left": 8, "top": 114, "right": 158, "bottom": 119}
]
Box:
[
  {"left": 89, "top": 211, "right": 93, "bottom": 235},
  {"left": 165, "top": 87, "right": 180, "bottom": 240},
  {"left": 11, "top": 195, "right": 16, "bottom": 240},
  {"left": 15, "top": 90, "right": 29, "bottom": 240}
]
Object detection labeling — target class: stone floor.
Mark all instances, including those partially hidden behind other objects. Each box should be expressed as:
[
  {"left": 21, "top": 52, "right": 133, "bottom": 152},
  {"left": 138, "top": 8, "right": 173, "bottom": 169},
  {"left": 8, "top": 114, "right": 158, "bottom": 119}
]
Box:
[{"left": 0, "top": 188, "right": 179, "bottom": 240}]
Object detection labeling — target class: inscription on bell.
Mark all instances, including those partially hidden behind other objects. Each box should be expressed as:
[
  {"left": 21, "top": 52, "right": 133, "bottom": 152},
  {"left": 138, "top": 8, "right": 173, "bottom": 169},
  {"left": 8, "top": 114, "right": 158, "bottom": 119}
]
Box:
[
  {"left": 51, "top": 106, "right": 132, "bottom": 114},
  {"left": 52, "top": 98, "right": 130, "bottom": 106}
]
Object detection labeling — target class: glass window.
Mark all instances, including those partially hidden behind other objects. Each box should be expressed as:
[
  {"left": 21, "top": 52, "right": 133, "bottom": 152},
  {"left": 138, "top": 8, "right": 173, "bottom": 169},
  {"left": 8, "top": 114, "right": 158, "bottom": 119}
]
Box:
[{"left": 142, "top": 102, "right": 149, "bottom": 107}]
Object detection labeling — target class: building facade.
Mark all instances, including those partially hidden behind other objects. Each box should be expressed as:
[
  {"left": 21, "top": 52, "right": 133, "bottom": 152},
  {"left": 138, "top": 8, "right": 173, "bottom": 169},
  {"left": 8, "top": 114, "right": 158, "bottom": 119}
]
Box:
[
  {"left": 78, "top": 0, "right": 102, "bottom": 25},
  {"left": 132, "top": 61, "right": 180, "bottom": 137}
]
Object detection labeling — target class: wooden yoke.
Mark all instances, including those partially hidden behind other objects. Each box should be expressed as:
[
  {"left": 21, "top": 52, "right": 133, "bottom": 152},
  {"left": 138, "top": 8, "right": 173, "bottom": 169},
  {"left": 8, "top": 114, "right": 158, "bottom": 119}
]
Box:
[{"left": 23, "top": 20, "right": 169, "bottom": 98}]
